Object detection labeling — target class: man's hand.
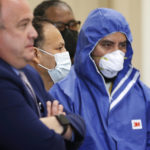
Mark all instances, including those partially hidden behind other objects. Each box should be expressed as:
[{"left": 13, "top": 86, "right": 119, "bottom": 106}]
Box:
[
  {"left": 46, "top": 100, "right": 66, "bottom": 116},
  {"left": 40, "top": 100, "right": 72, "bottom": 140},
  {"left": 40, "top": 116, "right": 72, "bottom": 140},
  {"left": 40, "top": 116, "right": 64, "bottom": 135}
]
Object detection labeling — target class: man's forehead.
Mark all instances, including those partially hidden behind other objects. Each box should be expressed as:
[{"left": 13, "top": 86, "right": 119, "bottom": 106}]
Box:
[
  {"left": 100, "top": 32, "right": 126, "bottom": 41},
  {"left": 45, "top": 5, "right": 74, "bottom": 22},
  {"left": 1, "top": 0, "right": 30, "bottom": 13},
  {"left": 1, "top": 0, "right": 32, "bottom": 23}
]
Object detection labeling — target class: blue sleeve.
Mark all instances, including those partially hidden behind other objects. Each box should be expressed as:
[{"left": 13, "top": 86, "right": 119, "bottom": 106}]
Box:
[
  {"left": 139, "top": 81, "right": 150, "bottom": 149},
  {"left": 146, "top": 100, "right": 150, "bottom": 149},
  {"left": 49, "top": 85, "right": 86, "bottom": 149},
  {"left": 49, "top": 84, "right": 74, "bottom": 112},
  {"left": 0, "top": 78, "right": 66, "bottom": 150}
]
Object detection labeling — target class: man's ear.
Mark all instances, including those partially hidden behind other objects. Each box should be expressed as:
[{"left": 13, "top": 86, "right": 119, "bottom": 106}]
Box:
[{"left": 32, "top": 47, "right": 40, "bottom": 64}]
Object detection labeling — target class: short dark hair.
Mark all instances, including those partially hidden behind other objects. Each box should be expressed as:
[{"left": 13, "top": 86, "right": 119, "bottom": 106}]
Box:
[
  {"left": 32, "top": 16, "right": 53, "bottom": 47},
  {"left": 34, "top": 0, "right": 72, "bottom": 17}
]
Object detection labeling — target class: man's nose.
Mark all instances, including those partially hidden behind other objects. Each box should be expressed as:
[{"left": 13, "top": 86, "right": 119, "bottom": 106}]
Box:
[
  {"left": 114, "top": 43, "right": 120, "bottom": 50},
  {"left": 29, "top": 25, "right": 38, "bottom": 39},
  {"left": 110, "top": 44, "right": 120, "bottom": 53}
]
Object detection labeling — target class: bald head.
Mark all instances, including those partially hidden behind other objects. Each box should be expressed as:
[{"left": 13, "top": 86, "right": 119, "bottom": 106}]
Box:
[{"left": 0, "top": 0, "right": 37, "bottom": 68}]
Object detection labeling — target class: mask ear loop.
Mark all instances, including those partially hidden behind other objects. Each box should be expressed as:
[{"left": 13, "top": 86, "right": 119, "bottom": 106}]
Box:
[
  {"left": 37, "top": 48, "right": 54, "bottom": 56},
  {"left": 37, "top": 48, "right": 55, "bottom": 70},
  {"left": 38, "top": 64, "right": 50, "bottom": 71}
]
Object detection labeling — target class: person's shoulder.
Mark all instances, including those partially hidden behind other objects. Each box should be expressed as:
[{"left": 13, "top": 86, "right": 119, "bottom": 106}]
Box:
[
  {"left": 0, "top": 59, "right": 13, "bottom": 74},
  {"left": 0, "top": 59, "right": 18, "bottom": 82},
  {"left": 138, "top": 80, "right": 150, "bottom": 101},
  {"left": 52, "top": 66, "right": 78, "bottom": 90},
  {"left": 23, "top": 64, "right": 39, "bottom": 75},
  {"left": 138, "top": 80, "right": 150, "bottom": 91},
  {"left": 49, "top": 66, "right": 79, "bottom": 102},
  {"left": 22, "top": 64, "right": 42, "bottom": 79},
  {"left": 22, "top": 64, "right": 44, "bottom": 85}
]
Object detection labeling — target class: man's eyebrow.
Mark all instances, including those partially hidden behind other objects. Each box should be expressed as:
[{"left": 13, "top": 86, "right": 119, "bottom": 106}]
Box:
[
  {"left": 100, "top": 40, "right": 127, "bottom": 43},
  {"left": 120, "top": 40, "right": 127, "bottom": 43},
  {"left": 99, "top": 40, "right": 114, "bottom": 44},
  {"left": 17, "top": 18, "right": 31, "bottom": 25}
]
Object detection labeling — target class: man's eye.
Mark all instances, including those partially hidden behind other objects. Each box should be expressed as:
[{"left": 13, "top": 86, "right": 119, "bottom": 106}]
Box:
[
  {"left": 22, "top": 23, "right": 28, "bottom": 27},
  {"left": 18, "top": 22, "right": 29, "bottom": 29},
  {"left": 57, "top": 46, "right": 63, "bottom": 50},
  {"left": 120, "top": 42, "right": 127, "bottom": 49},
  {"left": 101, "top": 43, "right": 113, "bottom": 48}
]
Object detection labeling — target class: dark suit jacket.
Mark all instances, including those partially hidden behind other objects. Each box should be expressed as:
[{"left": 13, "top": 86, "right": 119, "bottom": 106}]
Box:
[{"left": 0, "top": 59, "right": 85, "bottom": 150}]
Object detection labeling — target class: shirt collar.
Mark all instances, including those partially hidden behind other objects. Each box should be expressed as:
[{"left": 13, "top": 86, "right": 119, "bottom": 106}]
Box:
[{"left": 11, "top": 67, "right": 20, "bottom": 76}]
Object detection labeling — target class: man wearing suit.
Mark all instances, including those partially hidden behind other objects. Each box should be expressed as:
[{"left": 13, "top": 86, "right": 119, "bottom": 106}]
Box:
[{"left": 0, "top": 0, "right": 85, "bottom": 149}]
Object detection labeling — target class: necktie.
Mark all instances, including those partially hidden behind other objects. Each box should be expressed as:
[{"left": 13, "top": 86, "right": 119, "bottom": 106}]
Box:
[{"left": 19, "top": 71, "right": 41, "bottom": 117}]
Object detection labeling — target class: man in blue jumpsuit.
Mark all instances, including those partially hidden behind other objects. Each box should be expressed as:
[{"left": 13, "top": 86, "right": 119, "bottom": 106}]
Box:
[{"left": 49, "top": 8, "right": 150, "bottom": 150}]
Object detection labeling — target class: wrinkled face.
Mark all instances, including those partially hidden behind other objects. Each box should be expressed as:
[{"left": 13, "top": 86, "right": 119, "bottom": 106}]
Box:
[
  {"left": 45, "top": 5, "right": 75, "bottom": 24},
  {"left": 38, "top": 23, "right": 66, "bottom": 70},
  {"left": 92, "top": 32, "right": 127, "bottom": 67},
  {"left": 0, "top": 0, "right": 38, "bottom": 69}
]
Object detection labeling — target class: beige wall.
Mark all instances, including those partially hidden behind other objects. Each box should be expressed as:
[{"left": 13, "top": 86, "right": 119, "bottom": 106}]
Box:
[
  {"left": 61, "top": 0, "right": 109, "bottom": 25},
  {"left": 28, "top": 0, "right": 109, "bottom": 23},
  {"left": 28, "top": 0, "right": 150, "bottom": 86},
  {"left": 27, "top": 0, "right": 42, "bottom": 10},
  {"left": 109, "top": 0, "right": 142, "bottom": 75},
  {"left": 141, "top": 0, "right": 150, "bottom": 86}
]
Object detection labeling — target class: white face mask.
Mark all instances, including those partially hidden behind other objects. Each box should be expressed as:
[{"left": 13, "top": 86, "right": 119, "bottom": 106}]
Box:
[
  {"left": 99, "top": 50, "right": 125, "bottom": 78},
  {"left": 38, "top": 48, "right": 71, "bottom": 83}
]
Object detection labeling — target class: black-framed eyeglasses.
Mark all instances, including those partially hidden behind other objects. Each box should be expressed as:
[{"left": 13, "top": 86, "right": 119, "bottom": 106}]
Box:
[{"left": 52, "top": 20, "right": 81, "bottom": 31}]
